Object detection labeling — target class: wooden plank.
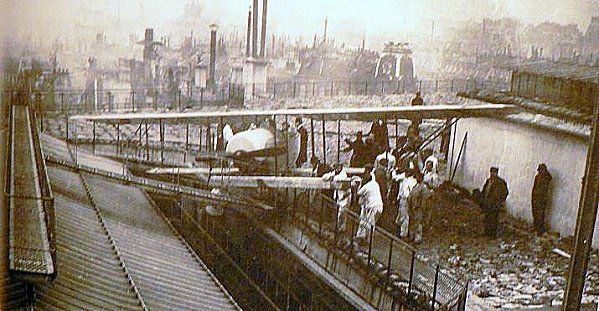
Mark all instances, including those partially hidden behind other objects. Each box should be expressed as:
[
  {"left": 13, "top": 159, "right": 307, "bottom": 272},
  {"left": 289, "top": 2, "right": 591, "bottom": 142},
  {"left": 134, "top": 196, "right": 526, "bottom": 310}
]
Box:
[
  {"left": 205, "top": 176, "right": 351, "bottom": 189},
  {"left": 146, "top": 167, "right": 240, "bottom": 175},
  {"left": 70, "top": 104, "right": 517, "bottom": 124}
]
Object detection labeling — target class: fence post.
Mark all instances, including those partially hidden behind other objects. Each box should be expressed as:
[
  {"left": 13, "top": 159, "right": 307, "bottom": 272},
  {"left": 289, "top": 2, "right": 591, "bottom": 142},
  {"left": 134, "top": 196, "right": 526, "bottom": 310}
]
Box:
[
  {"left": 178, "top": 88, "right": 182, "bottom": 111},
  {"left": 82, "top": 92, "right": 87, "bottom": 113},
  {"left": 349, "top": 219, "right": 355, "bottom": 258},
  {"left": 200, "top": 88, "right": 204, "bottom": 109},
  {"left": 435, "top": 80, "right": 439, "bottom": 92},
  {"left": 330, "top": 81, "right": 334, "bottom": 96},
  {"left": 293, "top": 82, "right": 297, "bottom": 98},
  {"left": 408, "top": 251, "right": 415, "bottom": 295},
  {"left": 336, "top": 120, "right": 341, "bottom": 163},
  {"left": 450, "top": 80, "right": 454, "bottom": 92},
  {"left": 131, "top": 90, "right": 135, "bottom": 112},
  {"left": 312, "top": 82, "right": 315, "bottom": 97},
  {"left": 65, "top": 113, "right": 69, "bottom": 140},
  {"left": 273, "top": 83, "right": 277, "bottom": 99},
  {"left": 348, "top": 81, "right": 352, "bottom": 95},
  {"left": 431, "top": 265, "right": 440, "bottom": 310},
  {"left": 386, "top": 238, "right": 393, "bottom": 280},
  {"left": 367, "top": 226, "right": 374, "bottom": 267},
  {"left": 60, "top": 92, "right": 65, "bottom": 113},
  {"left": 364, "top": 81, "right": 368, "bottom": 95},
  {"left": 318, "top": 198, "right": 323, "bottom": 237}
]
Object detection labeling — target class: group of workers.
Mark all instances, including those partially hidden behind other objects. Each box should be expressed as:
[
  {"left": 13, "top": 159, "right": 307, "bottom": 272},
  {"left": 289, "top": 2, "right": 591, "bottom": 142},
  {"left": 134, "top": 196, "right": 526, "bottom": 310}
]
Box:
[{"left": 313, "top": 116, "right": 440, "bottom": 245}]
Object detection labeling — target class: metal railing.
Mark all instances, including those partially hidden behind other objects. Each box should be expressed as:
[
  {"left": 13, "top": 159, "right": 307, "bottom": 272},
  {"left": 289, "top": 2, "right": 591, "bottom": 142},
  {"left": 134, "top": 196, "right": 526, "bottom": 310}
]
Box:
[
  {"left": 260, "top": 78, "right": 509, "bottom": 99},
  {"left": 1, "top": 84, "right": 245, "bottom": 115},
  {"left": 267, "top": 189, "right": 468, "bottom": 310},
  {"left": 28, "top": 107, "right": 56, "bottom": 277},
  {"left": 3, "top": 77, "right": 509, "bottom": 115}
]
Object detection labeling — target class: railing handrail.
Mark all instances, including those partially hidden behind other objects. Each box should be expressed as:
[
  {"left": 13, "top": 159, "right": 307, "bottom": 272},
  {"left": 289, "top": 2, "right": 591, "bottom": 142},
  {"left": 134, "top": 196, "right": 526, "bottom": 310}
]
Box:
[{"left": 315, "top": 190, "right": 468, "bottom": 308}]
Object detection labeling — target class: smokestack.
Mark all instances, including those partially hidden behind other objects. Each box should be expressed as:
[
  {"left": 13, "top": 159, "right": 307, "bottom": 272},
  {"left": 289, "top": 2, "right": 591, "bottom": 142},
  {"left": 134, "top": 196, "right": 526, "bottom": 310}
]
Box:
[
  {"left": 260, "top": 0, "right": 268, "bottom": 58},
  {"left": 209, "top": 24, "right": 218, "bottom": 87},
  {"left": 246, "top": 6, "right": 252, "bottom": 57},
  {"left": 323, "top": 18, "right": 328, "bottom": 43},
  {"left": 252, "top": 0, "right": 259, "bottom": 58}
]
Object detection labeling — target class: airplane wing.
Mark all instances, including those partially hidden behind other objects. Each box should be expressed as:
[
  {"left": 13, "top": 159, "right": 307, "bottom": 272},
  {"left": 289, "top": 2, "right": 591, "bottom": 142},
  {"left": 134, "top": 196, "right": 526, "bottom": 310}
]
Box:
[
  {"left": 70, "top": 104, "right": 518, "bottom": 124},
  {"left": 146, "top": 167, "right": 240, "bottom": 175}
]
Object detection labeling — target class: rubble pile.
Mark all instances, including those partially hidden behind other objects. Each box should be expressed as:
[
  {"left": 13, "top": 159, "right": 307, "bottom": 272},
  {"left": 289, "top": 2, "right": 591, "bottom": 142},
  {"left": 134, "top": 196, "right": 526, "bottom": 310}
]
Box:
[{"left": 418, "top": 197, "right": 599, "bottom": 309}]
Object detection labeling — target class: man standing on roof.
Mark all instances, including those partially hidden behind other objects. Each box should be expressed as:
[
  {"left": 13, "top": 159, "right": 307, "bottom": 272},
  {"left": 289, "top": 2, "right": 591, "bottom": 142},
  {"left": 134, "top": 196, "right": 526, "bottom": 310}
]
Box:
[
  {"left": 310, "top": 156, "right": 331, "bottom": 177},
  {"left": 323, "top": 163, "right": 350, "bottom": 231},
  {"left": 342, "top": 131, "right": 367, "bottom": 167},
  {"left": 393, "top": 168, "right": 417, "bottom": 239},
  {"left": 295, "top": 117, "right": 308, "bottom": 167},
  {"left": 411, "top": 91, "right": 424, "bottom": 106},
  {"left": 408, "top": 172, "right": 430, "bottom": 244},
  {"left": 531, "top": 164, "right": 552, "bottom": 234},
  {"left": 410, "top": 91, "right": 424, "bottom": 132},
  {"left": 423, "top": 159, "right": 441, "bottom": 226},
  {"left": 374, "top": 146, "right": 396, "bottom": 173},
  {"left": 367, "top": 119, "right": 389, "bottom": 150},
  {"left": 356, "top": 169, "right": 384, "bottom": 245},
  {"left": 481, "top": 167, "right": 509, "bottom": 238}
]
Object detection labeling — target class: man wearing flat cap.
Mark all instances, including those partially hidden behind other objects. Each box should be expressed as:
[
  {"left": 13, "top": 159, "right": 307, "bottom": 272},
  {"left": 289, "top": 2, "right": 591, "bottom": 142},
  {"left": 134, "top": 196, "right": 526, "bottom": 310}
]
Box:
[{"left": 481, "top": 166, "right": 509, "bottom": 238}]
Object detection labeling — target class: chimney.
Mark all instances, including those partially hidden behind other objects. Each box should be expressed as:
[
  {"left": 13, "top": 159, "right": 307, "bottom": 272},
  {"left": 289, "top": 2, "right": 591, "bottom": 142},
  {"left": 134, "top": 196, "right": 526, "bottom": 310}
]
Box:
[
  {"left": 209, "top": 24, "right": 218, "bottom": 87},
  {"left": 246, "top": 6, "right": 252, "bottom": 57},
  {"left": 323, "top": 18, "right": 328, "bottom": 43},
  {"left": 260, "top": 0, "right": 268, "bottom": 58},
  {"left": 252, "top": 0, "right": 259, "bottom": 58}
]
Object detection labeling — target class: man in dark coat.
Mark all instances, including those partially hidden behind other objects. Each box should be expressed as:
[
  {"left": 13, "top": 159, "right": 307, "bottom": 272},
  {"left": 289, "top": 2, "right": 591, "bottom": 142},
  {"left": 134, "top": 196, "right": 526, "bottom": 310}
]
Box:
[
  {"left": 367, "top": 119, "right": 389, "bottom": 150},
  {"left": 481, "top": 167, "right": 509, "bottom": 238},
  {"left": 410, "top": 92, "right": 424, "bottom": 129},
  {"left": 295, "top": 117, "right": 308, "bottom": 167},
  {"left": 531, "top": 163, "right": 552, "bottom": 234},
  {"left": 342, "top": 131, "right": 367, "bottom": 167},
  {"left": 411, "top": 91, "right": 424, "bottom": 106},
  {"left": 310, "top": 156, "right": 331, "bottom": 177}
]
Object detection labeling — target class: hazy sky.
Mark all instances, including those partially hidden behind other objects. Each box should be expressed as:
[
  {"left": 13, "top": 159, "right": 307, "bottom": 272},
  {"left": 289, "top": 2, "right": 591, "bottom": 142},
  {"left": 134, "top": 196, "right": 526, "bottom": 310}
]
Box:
[{"left": 2, "top": 0, "right": 599, "bottom": 47}]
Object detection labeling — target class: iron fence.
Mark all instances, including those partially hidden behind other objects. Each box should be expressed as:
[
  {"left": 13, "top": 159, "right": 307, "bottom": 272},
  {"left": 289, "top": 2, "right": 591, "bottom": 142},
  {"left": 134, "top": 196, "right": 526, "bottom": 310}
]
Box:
[
  {"left": 260, "top": 78, "right": 509, "bottom": 99},
  {"left": 1, "top": 84, "right": 245, "bottom": 115},
  {"left": 269, "top": 189, "right": 469, "bottom": 310}
]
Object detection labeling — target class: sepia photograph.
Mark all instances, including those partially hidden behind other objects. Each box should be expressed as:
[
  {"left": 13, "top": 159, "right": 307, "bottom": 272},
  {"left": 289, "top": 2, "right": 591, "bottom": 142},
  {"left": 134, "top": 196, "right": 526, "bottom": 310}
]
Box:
[{"left": 0, "top": 0, "right": 599, "bottom": 310}]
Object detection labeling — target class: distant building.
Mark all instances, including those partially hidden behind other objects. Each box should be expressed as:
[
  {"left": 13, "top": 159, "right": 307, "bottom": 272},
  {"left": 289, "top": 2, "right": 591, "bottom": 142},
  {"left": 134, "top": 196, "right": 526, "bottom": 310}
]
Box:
[
  {"left": 509, "top": 61, "right": 599, "bottom": 114},
  {"left": 582, "top": 16, "right": 599, "bottom": 64}
]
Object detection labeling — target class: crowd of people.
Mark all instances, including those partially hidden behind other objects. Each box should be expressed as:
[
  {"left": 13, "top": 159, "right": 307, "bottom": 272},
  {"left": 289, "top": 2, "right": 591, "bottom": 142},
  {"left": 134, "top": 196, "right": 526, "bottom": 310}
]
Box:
[
  {"left": 311, "top": 114, "right": 442, "bottom": 245},
  {"left": 310, "top": 122, "right": 550, "bottom": 246}
]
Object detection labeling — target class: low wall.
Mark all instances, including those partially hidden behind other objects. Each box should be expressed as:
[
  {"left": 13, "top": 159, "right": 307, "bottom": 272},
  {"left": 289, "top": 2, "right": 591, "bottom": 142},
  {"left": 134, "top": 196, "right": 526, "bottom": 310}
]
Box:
[{"left": 449, "top": 117, "right": 595, "bottom": 246}]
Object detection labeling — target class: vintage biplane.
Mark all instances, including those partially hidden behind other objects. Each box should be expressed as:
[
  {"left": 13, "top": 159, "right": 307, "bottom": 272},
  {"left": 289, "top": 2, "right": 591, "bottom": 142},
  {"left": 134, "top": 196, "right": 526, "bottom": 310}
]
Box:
[{"left": 68, "top": 103, "right": 517, "bottom": 197}]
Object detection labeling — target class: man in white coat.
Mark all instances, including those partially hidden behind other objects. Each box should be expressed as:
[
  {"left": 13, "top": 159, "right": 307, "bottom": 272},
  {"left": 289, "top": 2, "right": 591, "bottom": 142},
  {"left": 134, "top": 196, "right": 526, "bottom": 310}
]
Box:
[
  {"left": 322, "top": 163, "right": 350, "bottom": 231},
  {"left": 356, "top": 170, "right": 384, "bottom": 244},
  {"left": 393, "top": 168, "right": 417, "bottom": 239}
]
